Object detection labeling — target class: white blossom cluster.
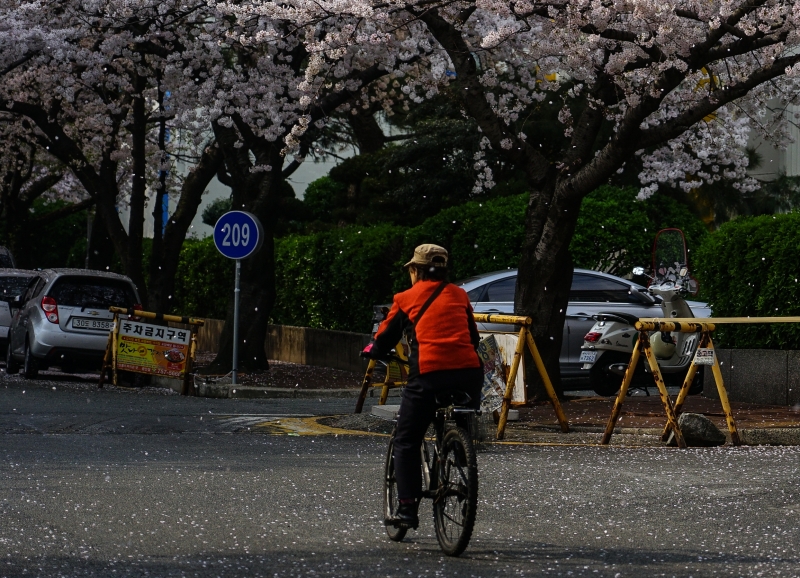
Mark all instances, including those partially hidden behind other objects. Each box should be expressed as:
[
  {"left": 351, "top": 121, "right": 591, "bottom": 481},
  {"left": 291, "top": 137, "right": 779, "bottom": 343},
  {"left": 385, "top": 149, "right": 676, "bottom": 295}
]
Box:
[
  {"left": 218, "top": 0, "right": 800, "bottom": 197},
  {"left": 2, "top": 0, "right": 800, "bottom": 205}
]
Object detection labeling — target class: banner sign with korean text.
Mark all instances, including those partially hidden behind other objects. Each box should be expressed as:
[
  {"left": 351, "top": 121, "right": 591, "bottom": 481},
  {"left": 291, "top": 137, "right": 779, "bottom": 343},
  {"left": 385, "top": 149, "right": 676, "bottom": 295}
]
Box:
[
  {"left": 478, "top": 333, "right": 526, "bottom": 407},
  {"left": 116, "top": 321, "right": 192, "bottom": 378}
]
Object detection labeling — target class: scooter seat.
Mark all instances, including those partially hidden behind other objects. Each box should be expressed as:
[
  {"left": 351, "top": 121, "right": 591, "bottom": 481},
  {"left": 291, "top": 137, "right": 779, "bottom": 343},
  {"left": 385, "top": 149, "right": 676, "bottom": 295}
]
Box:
[{"left": 594, "top": 312, "right": 640, "bottom": 326}]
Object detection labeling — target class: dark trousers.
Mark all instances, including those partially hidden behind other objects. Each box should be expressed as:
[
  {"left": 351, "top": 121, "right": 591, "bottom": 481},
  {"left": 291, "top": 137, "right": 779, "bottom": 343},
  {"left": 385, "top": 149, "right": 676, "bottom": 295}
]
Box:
[{"left": 393, "top": 367, "right": 483, "bottom": 501}]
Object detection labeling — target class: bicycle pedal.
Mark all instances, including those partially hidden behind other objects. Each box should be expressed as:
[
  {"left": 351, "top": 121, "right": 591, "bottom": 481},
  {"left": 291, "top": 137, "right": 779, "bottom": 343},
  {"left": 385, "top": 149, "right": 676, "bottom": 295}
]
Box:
[{"left": 384, "top": 516, "right": 419, "bottom": 530}]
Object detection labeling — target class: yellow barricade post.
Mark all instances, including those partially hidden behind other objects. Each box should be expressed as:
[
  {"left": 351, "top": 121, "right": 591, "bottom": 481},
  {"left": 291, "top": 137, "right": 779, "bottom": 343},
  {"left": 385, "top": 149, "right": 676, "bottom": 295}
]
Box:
[
  {"left": 601, "top": 320, "right": 742, "bottom": 447},
  {"left": 354, "top": 342, "right": 409, "bottom": 413},
  {"left": 354, "top": 313, "right": 570, "bottom": 440},
  {"left": 476, "top": 314, "right": 569, "bottom": 440},
  {"left": 99, "top": 307, "right": 205, "bottom": 395}
]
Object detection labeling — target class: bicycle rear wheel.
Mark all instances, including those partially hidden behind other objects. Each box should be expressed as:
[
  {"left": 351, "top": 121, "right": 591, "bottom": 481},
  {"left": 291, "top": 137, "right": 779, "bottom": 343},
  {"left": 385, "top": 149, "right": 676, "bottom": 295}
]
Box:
[
  {"left": 433, "top": 426, "right": 478, "bottom": 556},
  {"left": 383, "top": 436, "right": 407, "bottom": 542}
]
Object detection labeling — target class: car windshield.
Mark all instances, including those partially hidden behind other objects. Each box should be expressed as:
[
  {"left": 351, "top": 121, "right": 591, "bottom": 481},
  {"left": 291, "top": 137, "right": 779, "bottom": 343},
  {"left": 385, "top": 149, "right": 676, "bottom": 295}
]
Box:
[
  {"left": 454, "top": 271, "right": 514, "bottom": 287},
  {"left": 49, "top": 276, "right": 137, "bottom": 309},
  {"left": 0, "top": 275, "right": 33, "bottom": 303}
]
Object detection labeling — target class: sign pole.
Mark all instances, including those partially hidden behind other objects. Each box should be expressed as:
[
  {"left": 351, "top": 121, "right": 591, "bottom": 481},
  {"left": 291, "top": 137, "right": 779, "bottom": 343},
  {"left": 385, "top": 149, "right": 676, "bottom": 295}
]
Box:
[
  {"left": 212, "top": 210, "right": 263, "bottom": 384},
  {"left": 233, "top": 259, "right": 241, "bottom": 385}
]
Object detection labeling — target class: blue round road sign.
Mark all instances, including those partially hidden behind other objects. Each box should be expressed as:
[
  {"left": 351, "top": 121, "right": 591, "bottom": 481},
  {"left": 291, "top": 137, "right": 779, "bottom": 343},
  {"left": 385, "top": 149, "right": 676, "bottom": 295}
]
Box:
[{"left": 213, "top": 211, "right": 264, "bottom": 259}]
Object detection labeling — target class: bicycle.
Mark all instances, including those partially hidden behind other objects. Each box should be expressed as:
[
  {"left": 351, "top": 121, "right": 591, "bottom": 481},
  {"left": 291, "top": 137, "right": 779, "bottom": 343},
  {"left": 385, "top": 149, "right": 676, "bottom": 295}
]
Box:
[{"left": 383, "top": 389, "right": 479, "bottom": 557}]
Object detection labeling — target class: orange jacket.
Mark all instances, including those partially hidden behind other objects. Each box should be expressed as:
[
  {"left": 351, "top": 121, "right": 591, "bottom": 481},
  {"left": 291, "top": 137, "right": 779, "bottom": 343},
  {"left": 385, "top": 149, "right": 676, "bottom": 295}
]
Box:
[{"left": 372, "top": 280, "right": 481, "bottom": 379}]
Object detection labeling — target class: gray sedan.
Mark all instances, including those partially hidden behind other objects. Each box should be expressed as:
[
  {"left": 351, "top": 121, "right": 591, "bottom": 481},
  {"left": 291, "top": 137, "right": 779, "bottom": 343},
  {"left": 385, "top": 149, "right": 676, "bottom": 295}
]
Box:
[{"left": 454, "top": 268, "right": 710, "bottom": 388}]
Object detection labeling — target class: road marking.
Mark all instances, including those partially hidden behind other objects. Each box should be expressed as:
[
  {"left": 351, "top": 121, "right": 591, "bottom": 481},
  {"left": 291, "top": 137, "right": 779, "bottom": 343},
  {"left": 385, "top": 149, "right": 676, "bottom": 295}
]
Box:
[{"left": 252, "top": 417, "right": 387, "bottom": 437}]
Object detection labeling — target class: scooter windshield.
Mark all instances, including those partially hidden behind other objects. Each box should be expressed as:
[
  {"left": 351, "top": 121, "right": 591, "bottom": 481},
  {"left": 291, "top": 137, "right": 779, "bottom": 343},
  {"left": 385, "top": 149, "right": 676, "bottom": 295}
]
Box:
[{"left": 652, "top": 229, "right": 687, "bottom": 284}]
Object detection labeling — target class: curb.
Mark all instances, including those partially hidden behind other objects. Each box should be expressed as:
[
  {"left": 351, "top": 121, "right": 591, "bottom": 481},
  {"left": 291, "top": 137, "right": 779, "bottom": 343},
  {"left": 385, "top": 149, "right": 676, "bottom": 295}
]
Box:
[
  {"left": 196, "top": 383, "right": 363, "bottom": 399},
  {"left": 194, "top": 382, "right": 404, "bottom": 400},
  {"left": 512, "top": 424, "right": 800, "bottom": 444}
]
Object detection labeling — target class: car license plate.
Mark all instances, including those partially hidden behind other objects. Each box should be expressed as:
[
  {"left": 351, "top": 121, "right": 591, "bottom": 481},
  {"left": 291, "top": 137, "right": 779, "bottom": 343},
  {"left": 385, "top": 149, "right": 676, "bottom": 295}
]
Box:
[
  {"left": 579, "top": 351, "right": 597, "bottom": 363},
  {"left": 72, "top": 318, "right": 113, "bottom": 330}
]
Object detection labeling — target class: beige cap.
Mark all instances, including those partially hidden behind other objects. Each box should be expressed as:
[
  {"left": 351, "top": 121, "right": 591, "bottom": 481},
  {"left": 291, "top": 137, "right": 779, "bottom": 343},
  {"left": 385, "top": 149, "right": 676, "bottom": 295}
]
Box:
[{"left": 404, "top": 244, "right": 449, "bottom": 269}]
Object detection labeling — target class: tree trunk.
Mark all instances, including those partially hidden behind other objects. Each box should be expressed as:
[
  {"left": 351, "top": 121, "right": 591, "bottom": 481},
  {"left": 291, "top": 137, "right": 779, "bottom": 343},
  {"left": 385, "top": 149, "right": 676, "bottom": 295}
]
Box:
[
  {"left": 347, "top": 107, "right": 386, "bottom": 154},
  {"left": 204, "top": 125, "right": 282, "bottom": 374},
  {"left": 207, "top": 234, "right": 276, "bottom": 373},
  {"left": 147, "top": 141, "right": 223, "bottom": 315},
  {"left": 87, "top": 209, "right": 116, "bottom": 271},
  {"left": 515, "top": 181, "right": 582, "bottom": 399},
  {"left": 127, "top": 74, "right": 148, "bottom": 304}
]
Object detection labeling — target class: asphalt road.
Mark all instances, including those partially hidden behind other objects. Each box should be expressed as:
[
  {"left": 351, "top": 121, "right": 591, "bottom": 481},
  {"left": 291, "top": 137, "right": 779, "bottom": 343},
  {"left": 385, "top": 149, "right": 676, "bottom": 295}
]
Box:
[{"left": 3, "top": 374, "right": 800, "bottom": 577}]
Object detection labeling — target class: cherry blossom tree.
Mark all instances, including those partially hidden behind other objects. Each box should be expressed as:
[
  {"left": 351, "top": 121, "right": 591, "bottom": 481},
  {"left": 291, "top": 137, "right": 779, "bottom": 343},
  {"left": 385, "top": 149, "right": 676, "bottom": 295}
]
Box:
[
  {"left": 226, "top": 0, "right": 800, "bottom": 390},
  {"left": 3, "top": 0, "right": 426, "bottom": 370},
  {"left": 0, "top": 116, "right": 93, "bottom": 266},
  {"left": 0, "top": 0, "right": 223, "bottom": 313},
  {"left": 186, "top": 3, "right": 431, "bottom": 371}
]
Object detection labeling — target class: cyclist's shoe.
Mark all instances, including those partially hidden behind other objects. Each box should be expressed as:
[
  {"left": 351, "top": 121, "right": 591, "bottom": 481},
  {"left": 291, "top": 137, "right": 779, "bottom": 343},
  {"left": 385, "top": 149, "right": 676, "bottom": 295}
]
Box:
[{"left": 385, "top": 502, "right": 419, "bottom": 529}]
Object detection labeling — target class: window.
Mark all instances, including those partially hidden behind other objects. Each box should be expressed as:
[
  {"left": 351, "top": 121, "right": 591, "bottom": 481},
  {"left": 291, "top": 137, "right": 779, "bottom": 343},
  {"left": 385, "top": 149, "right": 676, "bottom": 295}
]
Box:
[
  {"left": 20, "top": 277, "right": 42, "bottom": 305},
  {"left": 569, "top": 273, "right": 640, "bottom": 303},
  {"left": 48, "top": 276, "right": 137, "bottom": 309},
  {"left": 485, "top": 277, "right": 516, "bottom": 302},
  {"left": 32, "top": 278, "right": 47, "bottom": 299},
  {"left": 466, "top": 286, "right": 485, "bottom": 302},
  {"left": 0, "top": 276, "right": 33, "bottom": 303}
]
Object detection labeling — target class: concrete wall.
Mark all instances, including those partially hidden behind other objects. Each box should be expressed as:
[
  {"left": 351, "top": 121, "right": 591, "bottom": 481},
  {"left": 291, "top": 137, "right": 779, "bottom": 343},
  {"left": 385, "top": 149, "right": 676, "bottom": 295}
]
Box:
[
  {"left": 183, "top": 318, "right": 371, "bottom": 374},
  {"left": 265, "top": 325, "right": 371, "bottom": 374},
  {"left": 703, "top": 349, "right": 800, "bottom": 406}
]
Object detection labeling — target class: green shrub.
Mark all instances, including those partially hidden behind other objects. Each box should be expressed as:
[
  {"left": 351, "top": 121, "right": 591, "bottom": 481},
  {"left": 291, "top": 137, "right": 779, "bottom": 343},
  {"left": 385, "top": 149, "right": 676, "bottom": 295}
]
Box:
[
  {"left": 271, "top": 189, "right": 705, "bottom": 332},
  {"left": 173, "top": 187, "right": 707, "bottom": 333},
  {"left": 273, "top": 224, "right": 406, "bottom": 331},
  {"left": 694, "top": 212, "right": 800, "bottom": 349},
  {"left": 400, "top": 195, "right": 527, "bottom": 286},
  {"left": 172, "top": 237, "right": 234, "bottom": 319},
  {"left": 571, "top": 186, "right": 707, "bottom": 276}
]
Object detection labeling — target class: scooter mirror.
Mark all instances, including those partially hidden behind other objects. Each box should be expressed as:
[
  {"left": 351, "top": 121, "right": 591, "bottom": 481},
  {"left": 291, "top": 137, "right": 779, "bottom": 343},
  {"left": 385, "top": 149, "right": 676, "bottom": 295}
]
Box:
[
  {"left": 679, "top": 266, "right": 688, "bottom": 277},
  {"left": 686, "top": 278, "right": 699, "bottom": 296},
  {"left": 632, "top": 267, "right": 645, "bottom": 276}
]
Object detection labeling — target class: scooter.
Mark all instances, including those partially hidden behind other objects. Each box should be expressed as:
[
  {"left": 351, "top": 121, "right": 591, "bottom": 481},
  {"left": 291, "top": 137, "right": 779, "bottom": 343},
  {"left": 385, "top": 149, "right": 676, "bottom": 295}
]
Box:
[{"left": 580, "top": 228, "right": 705, "bottom": 396}]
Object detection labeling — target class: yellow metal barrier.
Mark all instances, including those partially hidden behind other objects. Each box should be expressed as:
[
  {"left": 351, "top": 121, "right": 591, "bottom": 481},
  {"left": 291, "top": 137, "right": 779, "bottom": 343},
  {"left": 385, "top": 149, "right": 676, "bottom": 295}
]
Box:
[
  {"left": 354, "top": 313, "right": 570, "bottom": 440},
  {"left": 354, "top": 342, "right": 409, "bottom": 413},
  {"left": 99, "top": 307, "right": 204, "bottom": 395},
  {"left": 601, "top": 316, "right": 800, "bottom": 447}
]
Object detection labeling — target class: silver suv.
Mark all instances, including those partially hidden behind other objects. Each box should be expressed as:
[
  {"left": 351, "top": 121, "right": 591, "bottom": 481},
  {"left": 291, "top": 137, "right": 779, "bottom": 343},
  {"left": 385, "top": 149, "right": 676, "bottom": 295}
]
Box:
[{"left": 6, "top": 269, "right": 141, "bottom": 377}]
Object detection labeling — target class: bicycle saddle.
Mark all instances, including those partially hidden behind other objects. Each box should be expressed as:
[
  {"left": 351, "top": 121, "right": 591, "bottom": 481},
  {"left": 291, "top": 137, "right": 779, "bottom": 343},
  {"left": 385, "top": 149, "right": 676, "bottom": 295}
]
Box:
[{"left": 435, "top": 391, "right": 472, "bottom": 407}]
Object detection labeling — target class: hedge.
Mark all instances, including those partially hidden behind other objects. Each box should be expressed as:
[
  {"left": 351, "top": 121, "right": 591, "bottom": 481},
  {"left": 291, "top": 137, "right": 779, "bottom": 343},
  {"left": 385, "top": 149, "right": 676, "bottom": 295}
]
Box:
[
  {"left": 694, "top": 212, "right": 800, "bottom": 349},
  {"left": 171, "top": 237, "right": 235, "bottom": 319},
  {"left": 168, "top": 187, "right": 707, "bottom": 334},
  {"left": 269, "top": 188, "right": 704, "bottom": 333}
]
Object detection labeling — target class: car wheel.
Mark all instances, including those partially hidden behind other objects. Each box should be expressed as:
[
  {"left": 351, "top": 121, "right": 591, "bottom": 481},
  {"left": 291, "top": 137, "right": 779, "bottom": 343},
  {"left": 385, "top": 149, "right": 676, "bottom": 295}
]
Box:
[
  {"left": 23, "top": 340, "right": 39, "bottom": 379},
  {"left": 589, "top": 352, "right": 631, "bottom": 396},
  {"left": 6, "top": 342, "right": 19, "bottom": 375}
]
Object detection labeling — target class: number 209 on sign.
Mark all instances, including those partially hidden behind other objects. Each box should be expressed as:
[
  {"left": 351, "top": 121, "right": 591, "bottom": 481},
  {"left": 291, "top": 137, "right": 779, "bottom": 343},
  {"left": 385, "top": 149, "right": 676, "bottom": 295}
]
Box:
[
  {"left": 213, "top": 211, "right": 264, "bottom": 260},
  {"left": 220, "top": 222, "right": 250, "bottom": 248}
]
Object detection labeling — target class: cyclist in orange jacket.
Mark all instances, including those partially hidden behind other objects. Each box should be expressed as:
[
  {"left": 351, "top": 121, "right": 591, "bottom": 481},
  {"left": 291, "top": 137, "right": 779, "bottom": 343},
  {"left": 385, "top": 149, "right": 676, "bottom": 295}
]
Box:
[{"left": 365, "top": 244, "right": 483, "bottom": 529}]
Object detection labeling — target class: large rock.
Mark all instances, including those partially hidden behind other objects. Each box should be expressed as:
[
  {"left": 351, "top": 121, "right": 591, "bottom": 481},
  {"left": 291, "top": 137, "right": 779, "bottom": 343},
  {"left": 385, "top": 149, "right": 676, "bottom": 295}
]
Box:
[{"left": 667, "top": 412, "right": 726, "bottom": 447}]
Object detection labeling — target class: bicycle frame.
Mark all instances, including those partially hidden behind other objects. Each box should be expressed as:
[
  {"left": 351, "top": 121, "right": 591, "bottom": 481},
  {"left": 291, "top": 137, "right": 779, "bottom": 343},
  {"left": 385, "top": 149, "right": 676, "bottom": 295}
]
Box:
[{"left": 421, "top": 406, "right": 479, "bottom": 498}]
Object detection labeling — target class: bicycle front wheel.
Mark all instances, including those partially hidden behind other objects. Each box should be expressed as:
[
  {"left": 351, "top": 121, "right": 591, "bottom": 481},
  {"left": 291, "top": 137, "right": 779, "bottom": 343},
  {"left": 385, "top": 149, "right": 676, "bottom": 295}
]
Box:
[
  {"left": 433, "top": 427, "right": 478, "bottom": 556},
  {"left": 383, "top": 436, "right": 407, "bottom": 542}
]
